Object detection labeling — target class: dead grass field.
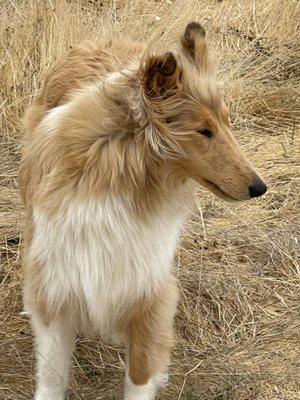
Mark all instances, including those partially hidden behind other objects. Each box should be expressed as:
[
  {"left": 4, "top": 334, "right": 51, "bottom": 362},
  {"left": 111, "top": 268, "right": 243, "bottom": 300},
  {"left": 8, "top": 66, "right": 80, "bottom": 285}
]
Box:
[{"left": 0, "top": 0, "right": 299, "bottom": 399}]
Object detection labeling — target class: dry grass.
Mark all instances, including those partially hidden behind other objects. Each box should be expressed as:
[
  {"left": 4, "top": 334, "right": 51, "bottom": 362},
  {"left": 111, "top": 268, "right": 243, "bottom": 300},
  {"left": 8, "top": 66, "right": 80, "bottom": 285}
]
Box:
[{"left": 0, "top": 0, "right": 299, "bottom": 399}]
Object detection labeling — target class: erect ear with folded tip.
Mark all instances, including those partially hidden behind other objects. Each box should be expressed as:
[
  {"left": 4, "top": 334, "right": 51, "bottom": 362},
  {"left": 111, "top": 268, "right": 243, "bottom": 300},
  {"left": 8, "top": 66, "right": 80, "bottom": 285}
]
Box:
[
  {"left": 140, "top": 52, "right": 181, "bottom": 97},
  {"left": 181, "top": 21, "right": 209, "bottom": 71}
]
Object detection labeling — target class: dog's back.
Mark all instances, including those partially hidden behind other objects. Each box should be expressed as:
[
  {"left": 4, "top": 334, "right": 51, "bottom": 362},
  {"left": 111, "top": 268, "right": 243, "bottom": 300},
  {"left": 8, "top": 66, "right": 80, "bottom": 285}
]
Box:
[{"left": 23, "top": 38, "right": 144, "bottom": 135}]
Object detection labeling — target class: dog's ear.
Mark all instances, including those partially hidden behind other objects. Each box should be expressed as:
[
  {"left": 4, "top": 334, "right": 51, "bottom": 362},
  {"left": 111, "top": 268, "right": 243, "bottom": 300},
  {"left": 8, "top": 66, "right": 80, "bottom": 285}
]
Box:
[
  {"left": 181, "top": 22, "right": 208, "bottom": 71},
  {"left": 140, "top": 52, "right": 181, "bottom": 97}
]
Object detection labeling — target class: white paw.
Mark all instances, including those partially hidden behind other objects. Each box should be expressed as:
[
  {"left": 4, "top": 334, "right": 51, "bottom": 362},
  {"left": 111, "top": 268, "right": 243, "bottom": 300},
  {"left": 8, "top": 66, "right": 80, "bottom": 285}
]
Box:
[
  {"left": 124, "top": 371, "right": 168, "bottom": 400},
  {"left": 35, "top": 386, "right": 65, "bottom": 400},
  {"left": 124, "top": 376, "right": 156, "bottom": 400},
  {"left": 153, "top": 371, "right": 169, "bottom": 388}
]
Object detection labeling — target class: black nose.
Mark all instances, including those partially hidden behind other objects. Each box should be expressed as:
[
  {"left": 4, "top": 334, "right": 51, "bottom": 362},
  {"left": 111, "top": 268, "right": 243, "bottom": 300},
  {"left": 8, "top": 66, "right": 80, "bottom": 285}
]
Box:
[{"left": 249, "top": 178, "right": 267, "bottom": 198}]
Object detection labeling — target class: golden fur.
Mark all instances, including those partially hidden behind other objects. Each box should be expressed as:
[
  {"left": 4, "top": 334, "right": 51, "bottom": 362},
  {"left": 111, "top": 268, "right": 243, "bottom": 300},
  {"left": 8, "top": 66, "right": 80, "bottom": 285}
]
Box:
[{"left": 19, "top": 22, "right": 267, "bottom": 398}]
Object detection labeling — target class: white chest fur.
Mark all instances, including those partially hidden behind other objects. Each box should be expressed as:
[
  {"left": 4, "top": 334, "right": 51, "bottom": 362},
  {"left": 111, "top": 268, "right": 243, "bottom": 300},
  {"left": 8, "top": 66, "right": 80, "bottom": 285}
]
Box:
[{"left": 30, "top": 195, "right": 188, "bottom": 335}]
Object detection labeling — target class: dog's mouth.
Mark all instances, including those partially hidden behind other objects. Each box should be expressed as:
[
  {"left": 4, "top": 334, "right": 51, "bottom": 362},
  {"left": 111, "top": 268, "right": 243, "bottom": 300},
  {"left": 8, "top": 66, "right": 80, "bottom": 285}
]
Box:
[{"left": 202, "top": 179, "right": 239, "bottom": 202}]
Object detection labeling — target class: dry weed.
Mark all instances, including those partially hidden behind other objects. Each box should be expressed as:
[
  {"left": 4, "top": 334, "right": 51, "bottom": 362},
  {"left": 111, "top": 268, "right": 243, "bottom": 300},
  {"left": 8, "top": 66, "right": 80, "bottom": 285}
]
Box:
[{"left": 0, "top": 1, "right": 299, "bottom": 399}]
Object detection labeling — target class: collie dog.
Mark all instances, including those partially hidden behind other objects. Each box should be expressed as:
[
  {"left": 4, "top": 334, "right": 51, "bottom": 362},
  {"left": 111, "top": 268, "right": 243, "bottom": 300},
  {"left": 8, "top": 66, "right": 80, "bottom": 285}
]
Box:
[{"left": 19, "top": 22, "right": 267, "bottom": 400}]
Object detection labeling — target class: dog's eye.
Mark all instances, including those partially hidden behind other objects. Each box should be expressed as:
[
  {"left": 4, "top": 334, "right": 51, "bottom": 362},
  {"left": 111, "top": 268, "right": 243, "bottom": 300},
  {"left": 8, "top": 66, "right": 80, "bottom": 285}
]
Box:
[
  {"left": 196, "top": 129, "right": 213, "bottom": 138},
  {"left": 166, "top": 116, "right": 175, "bottom": 124}
]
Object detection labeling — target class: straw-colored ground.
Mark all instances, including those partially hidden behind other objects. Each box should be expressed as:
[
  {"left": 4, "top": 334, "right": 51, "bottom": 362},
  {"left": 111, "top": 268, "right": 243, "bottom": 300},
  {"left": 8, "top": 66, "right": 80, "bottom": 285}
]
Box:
[{"left": 0, "top": 1, "right": 299, "bottom": 399}]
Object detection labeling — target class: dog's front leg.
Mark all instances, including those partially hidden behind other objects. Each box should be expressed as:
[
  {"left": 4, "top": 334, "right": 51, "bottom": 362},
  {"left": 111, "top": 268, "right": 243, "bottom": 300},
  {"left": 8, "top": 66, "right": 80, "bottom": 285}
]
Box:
[
  {"left": 31, "top": 314, "right": 76, "bottom": 400},
  {"left": 124, "top": 277, "right": 178, "bottom": 400}
]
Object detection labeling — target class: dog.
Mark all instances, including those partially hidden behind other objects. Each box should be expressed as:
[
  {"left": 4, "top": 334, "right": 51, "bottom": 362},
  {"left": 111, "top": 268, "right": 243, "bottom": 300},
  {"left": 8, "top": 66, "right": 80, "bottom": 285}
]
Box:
[{"left": 19, "top": 22, "right": 267, "bottom": 400}]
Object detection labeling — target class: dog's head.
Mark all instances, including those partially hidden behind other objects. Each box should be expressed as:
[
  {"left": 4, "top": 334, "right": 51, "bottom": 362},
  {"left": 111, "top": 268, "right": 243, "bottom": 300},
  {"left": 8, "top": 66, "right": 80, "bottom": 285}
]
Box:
[{"left": 138, "top": 22, "right": 267, "bottom": 201}]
